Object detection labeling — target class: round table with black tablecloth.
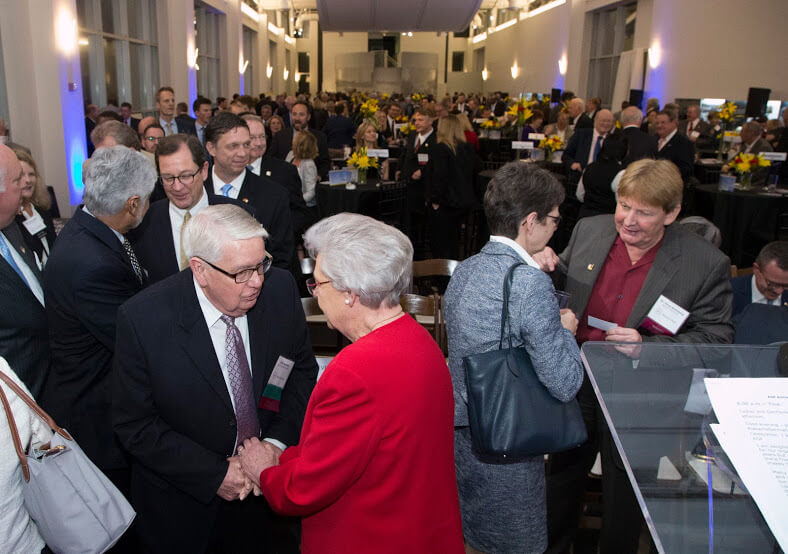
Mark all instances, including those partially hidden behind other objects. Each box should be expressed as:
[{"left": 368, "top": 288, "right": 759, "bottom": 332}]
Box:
[
  {"left": 691, "top": 184, "right": 788, "bottom": 266},
  {"left": 316, "top": 181, "right": 382, "bottom": 219}
]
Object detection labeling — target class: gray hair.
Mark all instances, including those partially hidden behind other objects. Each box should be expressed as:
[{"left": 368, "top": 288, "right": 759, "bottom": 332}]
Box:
[
  {"left": 303, "top": 213, "right": 413, "bottom": 309},
  {"left": 621, "top": 106, "right": 643, "bottom": 126},
  {"left": 741, "top": 121, "right": 762, "bottom": 136},
  {"left": 183, "top": 204, "right": 268, "bottom": 263},
  {"left": 82, "top": 146, "right": 156, "bottom": 215},
  {"left": 90, "top": 120, "right": 142, "bottom": 150}
]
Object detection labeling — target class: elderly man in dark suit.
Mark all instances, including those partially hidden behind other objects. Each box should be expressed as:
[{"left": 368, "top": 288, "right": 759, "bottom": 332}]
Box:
[
  {"left": 678, "top": 104, "right": 711, "bottom": 143},
  {"left": 655, "top": 109, "right": 695, "bottom": 181},
  {"left": 41, "top": 146, "right": 155, "bottom": 491},
  {"left": 130, "top": 134, "right": 249, "bottom": 284},
  {"left": 113, "top": 204, "right": 316, "bottom": 553},
  {"left": 203, "top": 112, "right": 295, "bottom": 272},
  {"left": 731, "top": 241, "right": 788, "bottom": 317},
  {"left": 538, "top": 158, "right": 733, "bottom": 553},
  {"left": 567, "top": 97, "right": 593, "bottom": 130},
  {"left": 620, "top": 106, "right": 658, "bottom": 167},
  {"left": 563, "top": 108, "right": 615, "bottom": 176},
  {"left": 0, "top": 144, "right": 49, "bottom": 397},
  {"left": 268, "top": 101, "right": 330, "bottom": 180}
]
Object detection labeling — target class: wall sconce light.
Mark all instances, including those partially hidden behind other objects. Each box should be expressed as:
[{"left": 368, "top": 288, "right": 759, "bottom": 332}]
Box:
[
  {"left": 510, "top": 62, "right": 519, "bottom": 79},
  {"left": 283, "top": 68, "right": 289, "bottom": 80},
  {"left": 295, "top": 72, "right": 301, "bottom": 81},
  {"left": 558, "top": 54, "right": 567, "bottom": 76},
  {"left": 55, "top": 8, "right": 78, "bottom": 56},
  {"left": 648, "top": 41, "right": 661, "bottom": 69},
  {"left": 188, "top": 47, "right": 200, "bottom": 70},
  {"left": 481, "top": 68, "right": 488, "bottom": 81},
  {"left": 266, "top": 64, "right": 273, "bottom": 79},
  {"left": 239, "top": 57, "right": 249, "bottom": 74},
  {"left": 78, "top": 37, "right": 89, "bottom": 47}
]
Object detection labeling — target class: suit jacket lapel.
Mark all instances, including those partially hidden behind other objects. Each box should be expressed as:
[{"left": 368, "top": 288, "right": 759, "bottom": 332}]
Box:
[
  {"left": 236, "top": 170, "right": 256, "bottom": 205},
  {"left": 177, "top": 273, "right": 234, "bottom": 411},
  {"left": 247, "top": 300, "right": 270, "bottom": 400},
  {"left": 626, "top": 225, "right": 681, "bottom": 328},
  {"left": 73, "top": 209, "right": 139, "bottom": 280},
  {"left": 571, "top": 222, "right": 618, "bottom": 316}
]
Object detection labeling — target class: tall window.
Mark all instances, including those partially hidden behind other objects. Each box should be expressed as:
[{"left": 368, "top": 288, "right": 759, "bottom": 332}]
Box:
[
  {"left": 587, "top": 3, "right": 637, "bottom": 107},
  {"left": 242, "top": 27, "right": 256, "bottom": 95},
  {"left": 195, "top": 3, "right": 222, "bottom": 102},
  {"left": 77, "top": 0, "right": 159, "bottom": 112}
]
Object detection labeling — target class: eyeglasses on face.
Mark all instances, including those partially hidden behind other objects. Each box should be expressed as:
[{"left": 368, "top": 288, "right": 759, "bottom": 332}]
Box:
[
  {"left": 545, "top": 214, "right": 562, "bottom": 226},
  {"left": 305, "top": 278, "right": 332, "bottom": 296},
  {"left": 144, "top": 136, "right": 162, "bottom": 143},
  {"left": 198, "top": 254, "right": 273, "bottom": 283},
  {"left": 160, "top": 168, "right": 201, "bottom": 186}
]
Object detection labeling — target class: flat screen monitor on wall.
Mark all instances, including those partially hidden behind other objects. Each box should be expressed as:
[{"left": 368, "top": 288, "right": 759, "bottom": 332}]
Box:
[{"left": 745, "top": 87, "right": 771, "bottom": 118}]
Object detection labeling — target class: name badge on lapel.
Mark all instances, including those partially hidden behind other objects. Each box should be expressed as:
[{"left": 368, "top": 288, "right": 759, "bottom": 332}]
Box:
[
  {"left": 417, "top": 153, "right": 429, "bottom": 165},
  {"left": 640, "top": 295, "right": 690, "bottom": 336},
  {"left": 22, "top": 212, "right": 47, "bottom": 236},
  {"left": 259, "top": 356, "right": 295, "bottom": 412}
]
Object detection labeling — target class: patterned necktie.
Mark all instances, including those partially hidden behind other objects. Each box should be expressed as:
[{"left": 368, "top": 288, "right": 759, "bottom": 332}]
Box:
[
  {"left": 167, "top": 121, "right": 174, "bottom": 135},
  {"left": 688, "top": 121, "right": 694, "bottom": 134},
  {"left": 414, "top": 137, "right": 421, "bottom": 151},
  {"left": 593, "top": 135, "right": 604, "bottom": 162},
  {"left": 220, "top": 315, "right": 260, "bottom": 449},
  {"left": 179, "top": 211, "right": 191, "bottom": 271},
  {"left": 221, "top": 184, "right": 233, "bottom": 197},
  {"left": 0, "top": 235, "right": 29, "bottom": 287},
  {"left": 122, "top": 238, "right": 143, "bottom": 284}
]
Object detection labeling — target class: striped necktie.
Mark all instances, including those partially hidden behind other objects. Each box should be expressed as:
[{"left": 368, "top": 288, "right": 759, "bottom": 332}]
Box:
[
  {"left": 179, "top": 211, "right": 191, "bottom": 270},
  {"left": 0, "top": 234, "right": 29, "bottom": 287}
]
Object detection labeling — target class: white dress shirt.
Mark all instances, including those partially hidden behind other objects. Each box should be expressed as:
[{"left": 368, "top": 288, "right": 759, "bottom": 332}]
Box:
[
  {"left": 415, "top": 129, "right": 433, "bottom": 148},
  {"left": 586, "top": 130, "right": 607, "bottom": 166},
  {"left": 169, "top": 189, "right": 209, "bottom": 269},
  {"left": 0, "top": 232, "right": 44, "bottom": 306},
  {"left": 212, "top": 167, "right": 246, "bottom": 199},
  {"left": 193, "top": 279, "right": 285, "bottom": 451},
  {"left": 196, "top": 123, "right": 207, "bottom": 145},
  {"left": 489, "top": 235, "right": 540, "bottom": 269},
  {"left": 249, "top": 156, "right": 262, "bottom": 176}
]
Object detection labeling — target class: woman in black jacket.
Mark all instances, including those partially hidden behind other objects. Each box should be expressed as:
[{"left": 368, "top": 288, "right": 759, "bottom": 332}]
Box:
[{"left": 426, "top": 115, "right": 479, "bottom": 259}]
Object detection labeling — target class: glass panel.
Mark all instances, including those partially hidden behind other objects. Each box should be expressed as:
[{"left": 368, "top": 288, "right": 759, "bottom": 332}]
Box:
[
  {"left": 452, "top": 52, "right": 465, "bottom": 72},
  {"left": 623, "top": 4, "right": 637, "bottom": 51},
  {"left": 101, "top": 0, "right": 116, "bottom": 35},
  {"left": 77, "top": 0, "right": 98, "bottom": 30},
  {"left": 0, "top": 25, "right": 9, "bottom": 126},
  {"left": 581, "top": 343, "right": 781, "bottom": 553},
  {"left": 127, "top": 0, "right": 143, "bottom": 40},
  {"left": 103, "top": 37, "right": 118, "bottom": 105}
]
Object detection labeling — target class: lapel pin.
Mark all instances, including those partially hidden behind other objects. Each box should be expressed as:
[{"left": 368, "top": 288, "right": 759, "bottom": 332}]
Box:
[
  {"left": 265, "top": 171, "right": 272, "bottom": 176},
  {"left": 587, "top": 264, "right": 594, "bottom": 271},
  {"left": 242, "top": 198, "right": 249, "bottom": 203}
]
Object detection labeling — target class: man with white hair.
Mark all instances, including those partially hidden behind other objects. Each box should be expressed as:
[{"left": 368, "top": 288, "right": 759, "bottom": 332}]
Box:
[
  {"left": 620, "top": 106, "right": 658, "bottom": 167},
  {"left": 567, "top": 97, "right": 593, "bottom": 130},
  {"left": 563, "top": 108, "right": 616, "bottom": 174},
  {"left": 0, "top": 144, "right": 50, "bottom": 397},
  {"left": 678, "top": 104, "right": 711, "bottom": 142},
  {"left": 41, "top": 146, "right": 156, "bottom": 494},
  {"left": 113, "top": 204, "right": 316, "bottom": 553}
]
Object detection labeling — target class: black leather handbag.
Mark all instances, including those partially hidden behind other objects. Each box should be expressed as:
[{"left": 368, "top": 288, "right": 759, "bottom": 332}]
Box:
[{"left": 463, "top": 263, "right": 587, "bottom": 463}]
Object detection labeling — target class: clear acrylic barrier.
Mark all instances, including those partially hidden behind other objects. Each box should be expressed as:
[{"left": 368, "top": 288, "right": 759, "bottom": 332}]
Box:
[{"left": 580, "top": 342, "right": 783, "bottom": 553}]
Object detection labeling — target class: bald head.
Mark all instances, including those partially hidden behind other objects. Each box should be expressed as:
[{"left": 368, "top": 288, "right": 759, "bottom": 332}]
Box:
[
  {"left": 621, "top": 106, "right": 643, "bottom": 127},
  {"left": 0, "top": 144, "right": 24, "bottom": 227},
  {"left": 568, "top": 98, "right": 585, "bottom": 118},
  {"left": 594, "top": 109, "right": 615, "bottom": 135},
  {"left": 137, "top": 116, "right": 155, "bottom": 135}
]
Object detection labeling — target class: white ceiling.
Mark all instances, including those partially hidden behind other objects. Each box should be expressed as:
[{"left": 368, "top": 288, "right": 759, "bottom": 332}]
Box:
[{"left": 314, "top": 0, "right": 484, "bottom": 32}]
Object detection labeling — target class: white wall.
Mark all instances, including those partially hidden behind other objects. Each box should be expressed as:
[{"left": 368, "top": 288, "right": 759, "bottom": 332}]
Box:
[{"left": 322, "top": 32, "right": 368, "bottom": 92}]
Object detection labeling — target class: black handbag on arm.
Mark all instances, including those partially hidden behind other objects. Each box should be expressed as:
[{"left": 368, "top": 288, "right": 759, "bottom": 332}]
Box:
[{"left": 463, "top": 262, "right": 587, "bottom": 463}]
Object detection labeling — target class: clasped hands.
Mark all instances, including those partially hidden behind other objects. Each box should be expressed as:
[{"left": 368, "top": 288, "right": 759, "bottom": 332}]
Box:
[{"left": 216, "top": 439, "right": 281, "bottom": 501}]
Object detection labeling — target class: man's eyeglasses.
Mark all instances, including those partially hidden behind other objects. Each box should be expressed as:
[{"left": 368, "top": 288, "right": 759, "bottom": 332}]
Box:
[
  {"left": 763, "top": 276, "right": 788, "bottom": 291},
  {"left": 144, "top": 136, "right": 161, "bottom": 143},
  {"left": 160, "top": 169, "right": 201, "bottom": 186},
  {"left": 198, "top": 254, "right": 273, "bottom": 283},
  {"left": 306, "top": 278, "right": 332, "bottom": 296},
  {"left": 546, "top": 214, "right": 562, "bottom": 226}
]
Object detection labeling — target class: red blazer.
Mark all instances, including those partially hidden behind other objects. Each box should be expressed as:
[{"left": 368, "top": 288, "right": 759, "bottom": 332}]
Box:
[{"left": 259, "top": 315, "right": 463, "bottom": 554}]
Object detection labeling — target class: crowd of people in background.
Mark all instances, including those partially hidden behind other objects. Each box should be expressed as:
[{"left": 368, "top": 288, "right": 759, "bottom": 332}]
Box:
[{"left": 0, "top": 81, "right": 787, "bottom": 553}]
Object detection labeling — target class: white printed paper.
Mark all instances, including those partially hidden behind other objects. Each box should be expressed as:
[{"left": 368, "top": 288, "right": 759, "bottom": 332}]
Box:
[
  {"left": 588, "top": 315, "right": 617, "bottom": 332},
  {"left": 642, "top": 295, "right": 689, "bottom": 336},
  {"left": 705, "top": 378, "right": 788, "bottom": 551},
  {"left": 366, "top": 148, "right": 389, "bottom": 158},
  {"left": 511, "top": 141, "right": 534, "bottom": 150},
  {"left": 528, "top": 133, "right": 545, "bottom": 140}
]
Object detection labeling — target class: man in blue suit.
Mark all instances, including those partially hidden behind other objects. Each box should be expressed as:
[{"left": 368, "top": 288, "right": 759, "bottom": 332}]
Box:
[
  {"left": 562, "top": 109, "right": 615, "bottom": 180},
  {"left": 731, "top": 241, "right": 788, "bottom": 318}
]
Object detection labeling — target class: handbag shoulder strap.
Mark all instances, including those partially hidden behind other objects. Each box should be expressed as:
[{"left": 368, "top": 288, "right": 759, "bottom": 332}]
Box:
[
  {"left": 0, "top": 380, "right": 31, "bottom": 481},
  {"left": 0, "top": 370, "right": 72, "bottom": 441},
  {"left": 499, "top": 262, "right": 525, "bottom": 349}
]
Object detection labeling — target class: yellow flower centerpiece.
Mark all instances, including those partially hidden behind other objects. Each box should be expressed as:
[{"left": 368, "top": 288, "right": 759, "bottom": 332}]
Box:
[
  {"left": 506, "top": 98, "right": 536, "bottom": 127},
  {"left": 411, "top": 93, "right": 423, "bottom": 102},
  {"left": 359, "top": 98, "right": 380, "bottom": 120},
  {"left": 539, "top": 135, "right": 565, "bottom": 152},
  {"left": 347, "top": 147, "right": 379, "bottom": 184},
  {"left": 480, "top": 119, "right": 501, "bottom": 129},
  {"left": 727, "top": 152, "right": 770, "bottom": 190},
  {"left": 718, "top": 102, "right": 737, "bottom": 123},
  {"left": 399, "top": 122, "right": 415, "bottom": 135}
]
